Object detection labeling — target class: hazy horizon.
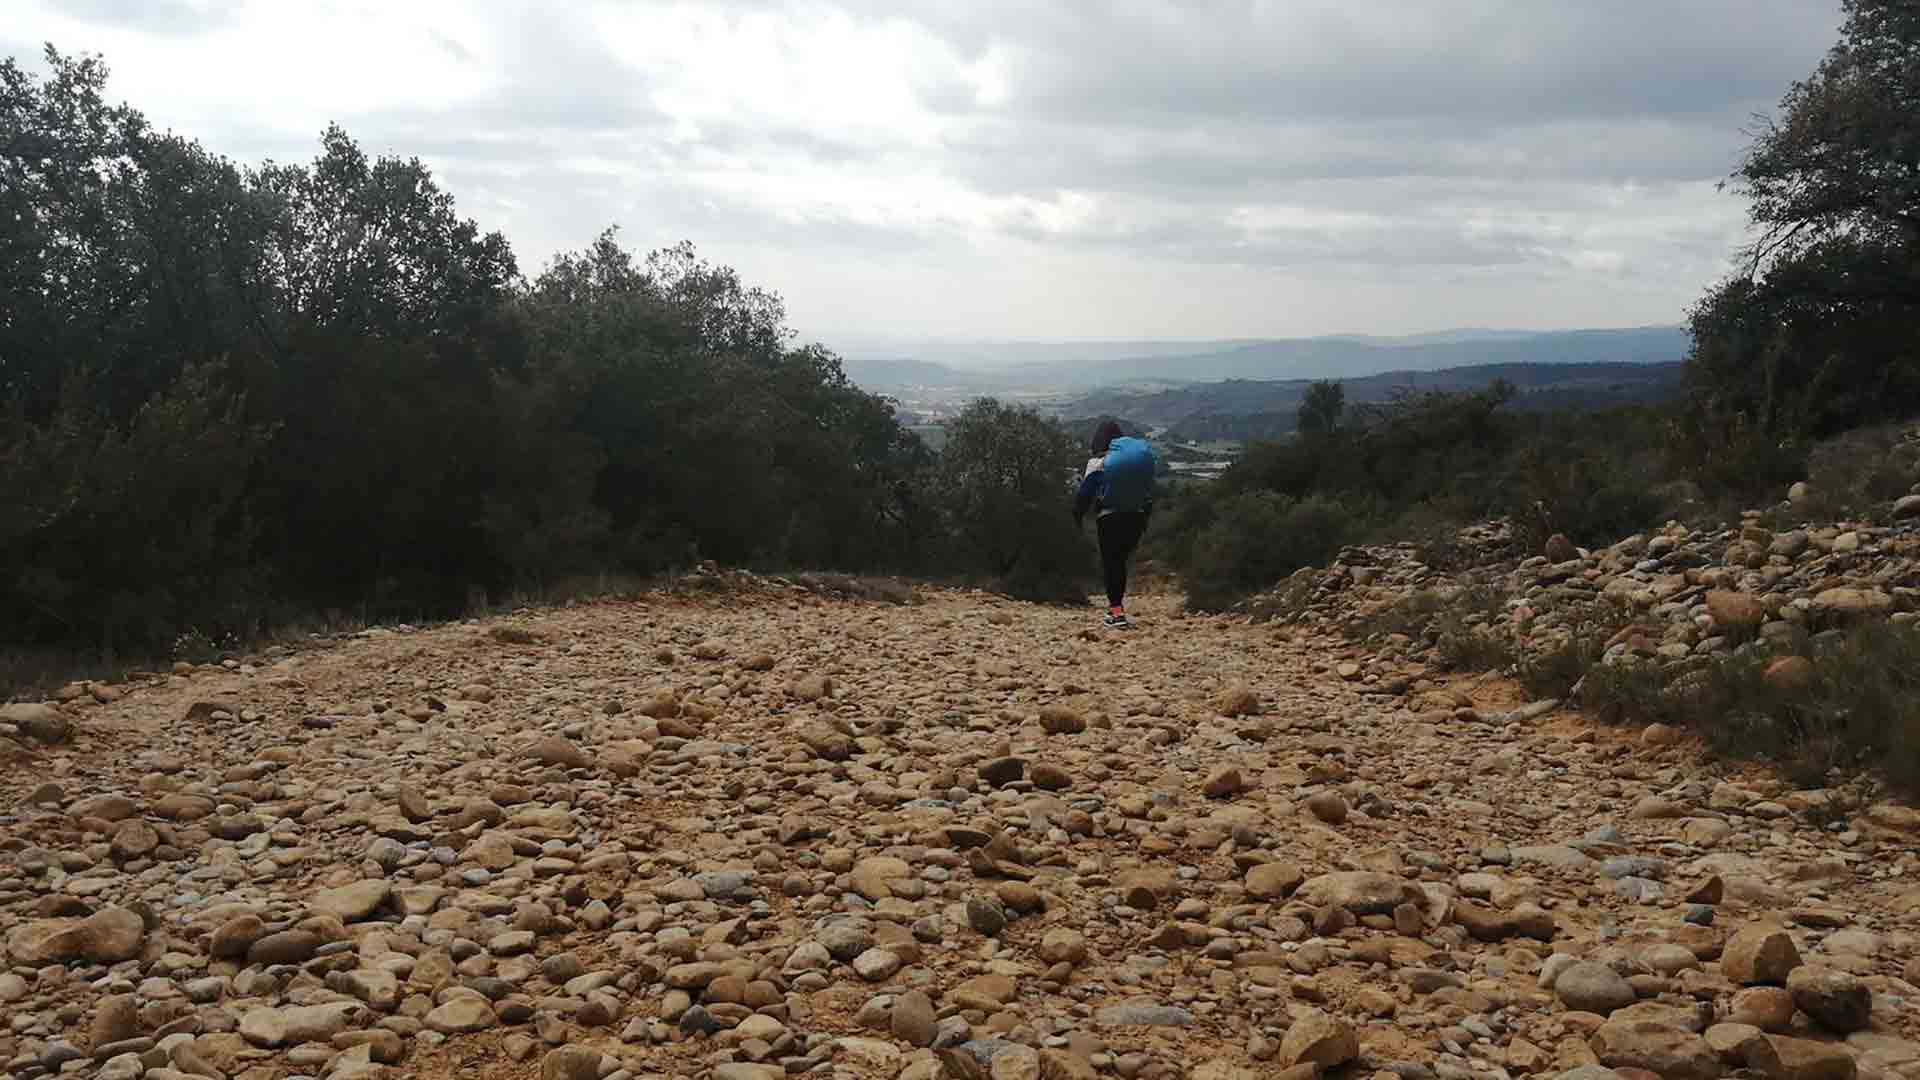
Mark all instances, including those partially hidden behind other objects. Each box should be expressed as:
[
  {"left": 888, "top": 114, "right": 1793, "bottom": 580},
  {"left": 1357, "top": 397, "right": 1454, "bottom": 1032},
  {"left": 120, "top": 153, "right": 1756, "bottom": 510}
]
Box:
[
  {"left": 814, "top": 321, "right": 1683, "bottom": 348},
  {"left": 6, "top": 1, "right": 1840, "bottom": 339}
]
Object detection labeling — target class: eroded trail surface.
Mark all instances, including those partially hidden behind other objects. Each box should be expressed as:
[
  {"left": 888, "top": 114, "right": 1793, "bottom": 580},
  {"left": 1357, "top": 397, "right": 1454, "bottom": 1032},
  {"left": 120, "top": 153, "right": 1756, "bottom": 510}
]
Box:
[{"left": 3, "top": 583, "right": 1919, "bottom": 1080}]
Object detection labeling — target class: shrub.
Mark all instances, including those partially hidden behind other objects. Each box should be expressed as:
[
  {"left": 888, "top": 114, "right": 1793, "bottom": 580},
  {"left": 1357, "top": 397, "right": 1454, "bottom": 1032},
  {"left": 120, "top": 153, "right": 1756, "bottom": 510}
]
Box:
[
  {"left": 1435, "top": 627, "right": 1517, "bottom": 671},
  {"left": 1771, "top": 422, "right": 1919, "bottom": 524},
  {"left": 1244, "top": 572, "right": 1320, "bottom": 624},
  {"left": 1384, "top": 497, "right": 1488, "bottom": 572},
  {"left": 1576, "top": 622, "right": 1920, "bottom": 793},
  {"left": 936, "top": 399, "right": 1092, "bottom": 603},
  {"left": 1350, "top": 584, "right": 1506, "bottom": 642},
  {"left": 1182, "top": 493, "right": 1363, "bottom": 611},
  {"left": 1504, "top": 444, "right": 1667, "bottom": 553},
  {"left": 1, "top": 49, "right": 936, "bottom": 665},
  {"left": 1516, "top": 602, "right": 1633, "bottom": 698},
  {"left": 0, "top": 366, "right": 274, "bottom": 651}
]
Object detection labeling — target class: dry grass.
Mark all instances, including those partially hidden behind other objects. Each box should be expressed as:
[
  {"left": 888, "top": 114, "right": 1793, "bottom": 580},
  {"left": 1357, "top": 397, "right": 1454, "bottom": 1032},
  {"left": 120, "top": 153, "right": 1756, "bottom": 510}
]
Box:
[
  {"left": 1576, "top": 621, "right": 1920, "bottom": 792},
  {"left": 1766, "top": 422, "right": 1919, "bottom": 527},
  {"left": 784, "top": 572, "right": 920, "bottom": 605},
  {"left": 1244, "top": 572, "right": 1321, "bottom": 624},
  {"left": 1350, "top": 584, "right": 1509, "bottom": 643},
  {"left": 0, "top": 648, "right": 157, "bottom": 703}
]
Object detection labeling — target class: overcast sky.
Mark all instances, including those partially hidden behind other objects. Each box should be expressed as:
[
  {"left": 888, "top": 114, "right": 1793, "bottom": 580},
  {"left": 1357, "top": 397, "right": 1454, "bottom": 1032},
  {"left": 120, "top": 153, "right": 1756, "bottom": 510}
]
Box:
[{"left": 6, "top": 1, "right": 1841, "bottom": 342}]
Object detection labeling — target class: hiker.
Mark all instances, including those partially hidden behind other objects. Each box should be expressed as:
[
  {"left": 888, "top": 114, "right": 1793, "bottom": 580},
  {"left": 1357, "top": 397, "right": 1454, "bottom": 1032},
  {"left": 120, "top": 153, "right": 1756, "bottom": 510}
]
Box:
[{"left": 1074, "top": 420, "right": 1156, "bottom": 629}]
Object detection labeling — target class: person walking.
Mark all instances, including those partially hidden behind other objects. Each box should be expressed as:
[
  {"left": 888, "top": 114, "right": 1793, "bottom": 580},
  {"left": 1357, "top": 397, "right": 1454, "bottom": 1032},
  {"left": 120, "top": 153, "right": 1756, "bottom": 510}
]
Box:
[{"left": 1073, "top": 420, "right": 1155, "bottom": 629}]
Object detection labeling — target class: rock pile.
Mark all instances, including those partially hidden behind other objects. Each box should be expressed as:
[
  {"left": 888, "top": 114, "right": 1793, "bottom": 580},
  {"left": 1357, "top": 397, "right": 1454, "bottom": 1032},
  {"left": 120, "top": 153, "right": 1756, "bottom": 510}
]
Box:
[
  {"left": 1254, "top": 494, "right": 1920, "bottom": 682},
  {"left": 1, "top": 581, "right": 1917, "bottom": 1080}
]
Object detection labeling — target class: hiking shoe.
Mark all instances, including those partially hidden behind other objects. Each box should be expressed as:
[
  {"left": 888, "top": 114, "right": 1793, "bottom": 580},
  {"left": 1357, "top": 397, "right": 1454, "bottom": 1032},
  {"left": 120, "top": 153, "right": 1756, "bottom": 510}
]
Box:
[{"left": 1103, "top": 612, "right": 1134, "bottom": 630}]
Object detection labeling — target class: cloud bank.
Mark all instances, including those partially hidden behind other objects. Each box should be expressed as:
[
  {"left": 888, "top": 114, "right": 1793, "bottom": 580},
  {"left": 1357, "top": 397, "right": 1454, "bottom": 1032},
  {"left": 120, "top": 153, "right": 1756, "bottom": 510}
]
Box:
[{"left": 4, "top": 0, "right": 1842, "bottom": 340}]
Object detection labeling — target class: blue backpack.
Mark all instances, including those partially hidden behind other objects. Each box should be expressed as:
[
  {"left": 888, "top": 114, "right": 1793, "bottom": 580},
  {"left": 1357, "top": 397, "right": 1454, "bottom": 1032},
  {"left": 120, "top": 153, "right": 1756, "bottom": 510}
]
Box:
[{"left": 1100, "top": 436, "right": 1156, "bottom": 513}]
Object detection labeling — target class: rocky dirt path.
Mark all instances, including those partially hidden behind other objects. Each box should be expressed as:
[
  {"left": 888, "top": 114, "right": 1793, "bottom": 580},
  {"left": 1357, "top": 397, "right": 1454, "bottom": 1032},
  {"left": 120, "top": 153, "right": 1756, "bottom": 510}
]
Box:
[{"left": 3, "top": 581, "right": 1918, "bottom": 1080}]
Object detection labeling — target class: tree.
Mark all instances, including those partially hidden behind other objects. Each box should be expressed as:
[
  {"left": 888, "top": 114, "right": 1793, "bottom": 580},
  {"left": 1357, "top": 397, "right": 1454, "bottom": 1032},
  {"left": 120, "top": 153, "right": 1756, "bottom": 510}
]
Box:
[
  {"left": 1181, "top": 492, "right": 1357, "bottom": 611},
  {"left": 0, "top": 46, "right": 932, "bottom": 653},
  {"left": 1296, "top": 379, "right": 1345, "bottom": 437},
  {"left": 2, "top": 47, "right": 155, "bottom": 416},
  {"left": 937, "top": 399, "right": 1090, "bottom": 600},
  {"left": 1736, "top": 0, "right": 1920, "bottom": 271},
  {"left": 1684, "top": 0, "right": 1920, "bottom": 443},
  {"left": 247, "top": 126, "right": 518, "bottom": 346}
]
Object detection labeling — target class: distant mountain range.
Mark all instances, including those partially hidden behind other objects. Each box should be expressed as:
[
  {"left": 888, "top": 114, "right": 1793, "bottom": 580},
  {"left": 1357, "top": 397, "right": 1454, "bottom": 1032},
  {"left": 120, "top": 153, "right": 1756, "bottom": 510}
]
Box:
[
  {"left": 1062, "top": 361, "right": 1686, "bottom": 444},
  {"left": 833, "top": 326, "right": 1690, "bottom": 397}
]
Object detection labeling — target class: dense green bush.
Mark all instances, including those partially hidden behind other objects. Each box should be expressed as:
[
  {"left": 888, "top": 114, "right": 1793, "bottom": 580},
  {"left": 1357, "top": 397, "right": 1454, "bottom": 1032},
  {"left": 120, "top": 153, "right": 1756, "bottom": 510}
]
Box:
[
  {"left": 937, "top": 399, "right": 1091, "bottom": 602},
  {"left": 1502, "top": 441, "right": 1667, "bottom": 552},
  {"left": 0, "top": 49, "right": 951, "bottom": 658},
  {"left": 1163, "top": 385, "right": 1671, "bottom": 610},
  {"left": 1181, "top": 492, "right": 1361, "bottom": 611},
  {"left": 1, "top": 366, "right": 274, "bottom": 649},
  {"left": 1679, "top": 1, "right": 1920, "bottom": 454}
]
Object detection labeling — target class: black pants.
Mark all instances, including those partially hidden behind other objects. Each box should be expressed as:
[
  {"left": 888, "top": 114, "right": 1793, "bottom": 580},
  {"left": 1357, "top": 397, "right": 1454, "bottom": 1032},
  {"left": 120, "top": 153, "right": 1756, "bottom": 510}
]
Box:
[{"left": 1097, "top": 511, "right": 1148, "bottom": 608}]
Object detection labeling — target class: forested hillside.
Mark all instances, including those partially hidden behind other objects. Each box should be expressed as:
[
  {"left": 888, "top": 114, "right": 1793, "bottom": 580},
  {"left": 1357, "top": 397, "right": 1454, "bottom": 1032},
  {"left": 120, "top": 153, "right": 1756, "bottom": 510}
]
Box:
[
  {"left": 1, "top": 49, "right": 1093, "bottom": 656},
  {"left": 1054, "top": 361, "right": 1685, "bottom": 443}
]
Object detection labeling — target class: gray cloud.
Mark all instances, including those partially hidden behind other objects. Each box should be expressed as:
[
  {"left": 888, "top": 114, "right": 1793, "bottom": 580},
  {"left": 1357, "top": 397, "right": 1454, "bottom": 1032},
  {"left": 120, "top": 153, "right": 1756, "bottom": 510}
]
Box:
[{"left": 2, "top": 0, "right": 1844, "bottom": 337}]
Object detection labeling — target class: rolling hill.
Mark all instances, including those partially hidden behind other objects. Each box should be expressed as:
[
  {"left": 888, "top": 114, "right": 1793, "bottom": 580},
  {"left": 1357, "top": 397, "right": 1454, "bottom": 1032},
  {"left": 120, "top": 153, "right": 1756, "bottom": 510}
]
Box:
[
  {"left": 835, "top": 326, "right": 1689, "bottom": 399},
  {"left": 1061, "top": 361, "right": 1685, "bottom": 444}
]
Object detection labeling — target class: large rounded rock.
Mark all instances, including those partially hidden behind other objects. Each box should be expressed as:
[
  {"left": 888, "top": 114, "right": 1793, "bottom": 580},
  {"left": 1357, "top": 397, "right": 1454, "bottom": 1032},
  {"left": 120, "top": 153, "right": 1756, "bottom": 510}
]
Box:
[
  {"left": 311, "top": 880, "right": 392, "bottom": 923},
  {"left": 239, "top": 1003, "right": 361, "bottom": 1048},
  {"left": 1214, "top": 686, "right": 1261, "bottom": 717},
  {"left": 6, "top": 906, "right": 146, "bottom": 965},
  {"left": 8, "top": 919, "right": 88, "bottom": 965},
  {"left": 1280, "top": 1009, "right": 1357, "bottom": 1070},
  {"left": 798, "top": 723, "right": 853, "bottom": 761},
  {"left": 424, "top": 995, "right": 496, "bottom": 1033},
  {"left": 892, "top": 990, "right": 937, "bottom": 1048},
  {"left": 541, "top": 1046, "right": 607, "bottom": 1080},
  {"left": 209, "top": 915, "right": 267, "bottom": 959},
  {"left": 852, "top": 948, "right": 902, "bottom": 982},
  {"left": 1765, "top": 1036, "right": 1858, "bottom": 1080},
  {"left": 1201, "top": 767, "right": 1246, "bottom": 798},
  {"left": 1705, "top": 1022, "right": 1772, "bottom": 1067},
  {"left": 248, "top": 930, "right": 322, "bottom": 965},
  {"left": 1810, "top": 587, "right": 1893, "bottom": 620},
  {"left": 1038, "top": 929, "right": 1087, "bottom": 965},
  {"left": 108, "top": 819, "right": 159, "bottom": 860},
  {"left": 1304, "top": 792, "right": 1349, "bottom": 824},
  {"left": 1592, "top": 1018, "right": 1723, "bottom": 1080},
  {"left": 90, "top": 994, "right": 140, "bottom": 1048},
  {"left": 1706, "top": 591, "right": 1764, "bottom": 632},
  {"left": 1722, "top": 926, "right": 1801, "bottom": 985},
  {"left": 1786, "top": 965, "right": 1871, "bottom": 1033},
  {"left": 1555, "top": 961, "right": 1638, "bottom": 1015},
  {"left": 1294, "top": 871, "right": 1422, "bottom": 915},
  {"left": 816, "top": 925, "right": 873, "bottom": 963},
  {"left": 1244, "top": 861, "right": 1303, "bottom": 899},
  {"left": 1728, "top": 986, "right": 1797, "bottom": 1032},
  {"left": 0, "top": 702, "right": 72, "bottom": 743}
]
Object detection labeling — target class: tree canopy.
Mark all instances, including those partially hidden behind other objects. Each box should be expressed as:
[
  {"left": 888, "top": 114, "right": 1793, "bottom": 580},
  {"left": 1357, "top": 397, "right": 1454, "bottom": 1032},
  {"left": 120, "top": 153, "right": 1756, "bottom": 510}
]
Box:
[
  {"left": 1686, "top": 0, "right": 1920, "bottom": 444},
  {"left": 0, "top": 47, "right": 971, "bottom": 650}
]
